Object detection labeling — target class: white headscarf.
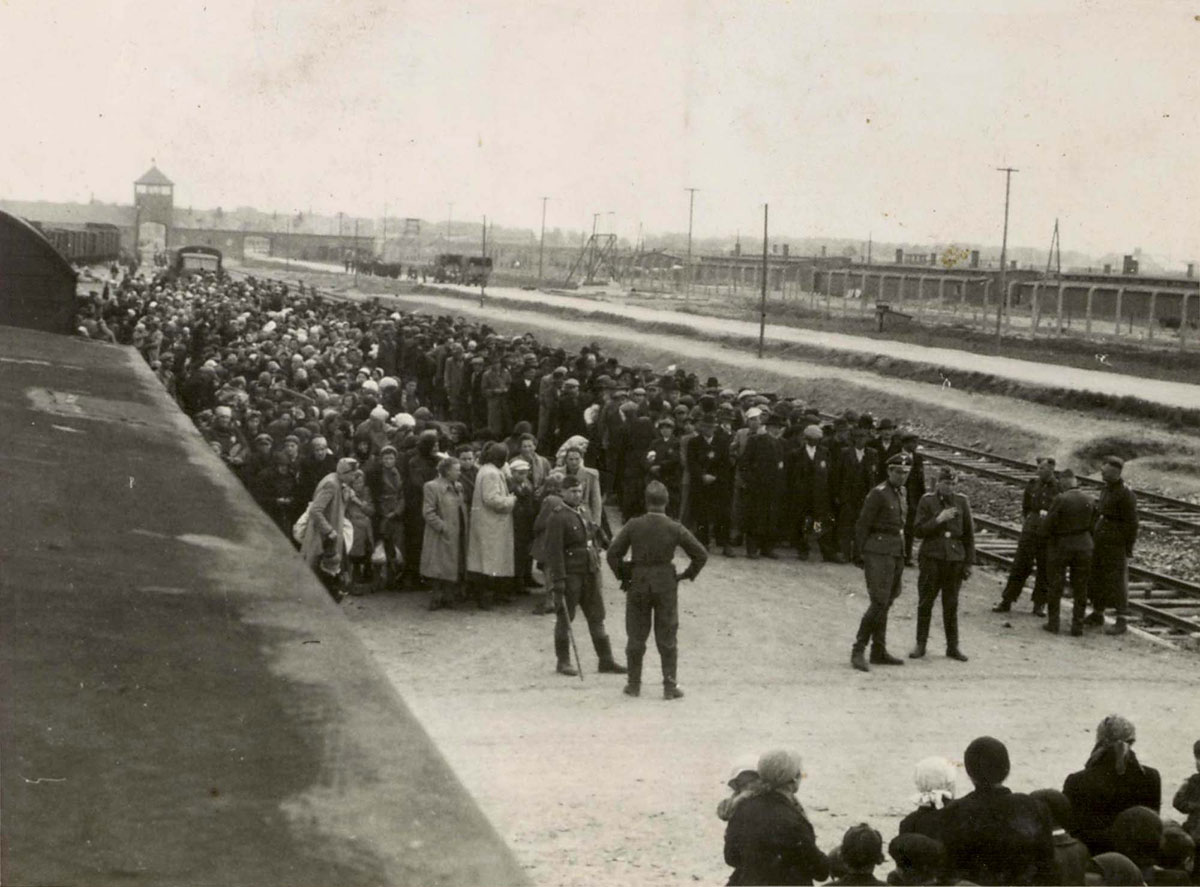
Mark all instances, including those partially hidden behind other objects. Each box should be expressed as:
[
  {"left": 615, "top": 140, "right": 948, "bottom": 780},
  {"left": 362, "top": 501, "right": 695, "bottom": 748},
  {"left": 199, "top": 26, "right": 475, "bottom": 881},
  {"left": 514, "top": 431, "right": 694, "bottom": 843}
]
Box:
[{"left": 911, "top": 756, "right": 957, "bottom": 808}]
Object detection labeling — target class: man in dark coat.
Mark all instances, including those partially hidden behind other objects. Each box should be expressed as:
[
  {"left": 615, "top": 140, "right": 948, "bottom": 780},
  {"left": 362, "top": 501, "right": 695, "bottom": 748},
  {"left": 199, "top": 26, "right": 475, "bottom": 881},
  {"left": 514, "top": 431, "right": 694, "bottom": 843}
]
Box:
[
  {"left": 644, "top": 418, "right": 682, "bottom": 519},
  {"left": 552, "top": 378, "right": 587, "bottom": 451},
  {"left": 606, "top": 481, "right": 707, "bottom": 699},
  {"left": 851, "top": 453, "right": 911, "bottom": 672},
  {"left": 940, "top": 736, "right": 1055, "bottom": 886},
  {"left": 788, "top": 424, "right": 839, "bottom": 562},
  {"left": 1063, "top": 714, "right": 1161, "bottom": 856},
  {"left": 1040, "top": 469, "right": 1095, "bottom": 635},
  {"left": 993, "top": 457, "right": 1060, "bottom": 616},
  {"left": 738, "top": 414, "right": 788, "bottom": 559},
  {"left": 686, "top": 414, "right": 733, "bottom": 555},
  {"left": 508, "top": 363, "right": 539, "bottom": 428},
  {"left": 1088, "top": 455, "right": 1139, "bottom": 635},
  {"left": 910, "top": 466, "right": 974, "bottom": 661},
  {"left": 835, "top": 427, "right": 879, "bottom": 563}
]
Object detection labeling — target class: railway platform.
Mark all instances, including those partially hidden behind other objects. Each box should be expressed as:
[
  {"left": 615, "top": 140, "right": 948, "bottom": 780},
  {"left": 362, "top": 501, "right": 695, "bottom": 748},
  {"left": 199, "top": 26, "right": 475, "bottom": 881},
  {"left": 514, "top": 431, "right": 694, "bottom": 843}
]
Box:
[{"left": 0, "top": 326, "right": 526, "bottom": 886}]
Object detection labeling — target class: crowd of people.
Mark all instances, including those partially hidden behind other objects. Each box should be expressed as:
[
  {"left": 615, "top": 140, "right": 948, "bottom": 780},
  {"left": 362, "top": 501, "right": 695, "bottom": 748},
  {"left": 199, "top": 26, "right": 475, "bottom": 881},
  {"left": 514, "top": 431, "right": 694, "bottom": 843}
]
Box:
[
  {"left": 73, "top": 262, "right": 1142, "bottom": 673},
  {"left": 721, "top": 720, "right": 1200, "bottom": 885}
]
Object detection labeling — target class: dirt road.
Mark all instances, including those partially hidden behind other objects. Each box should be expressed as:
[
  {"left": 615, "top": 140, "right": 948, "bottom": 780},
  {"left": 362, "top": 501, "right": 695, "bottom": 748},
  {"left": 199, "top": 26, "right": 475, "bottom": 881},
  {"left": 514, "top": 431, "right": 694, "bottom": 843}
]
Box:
[{"left": 343, "top": 546, "right": 1196, "bottom": 887}]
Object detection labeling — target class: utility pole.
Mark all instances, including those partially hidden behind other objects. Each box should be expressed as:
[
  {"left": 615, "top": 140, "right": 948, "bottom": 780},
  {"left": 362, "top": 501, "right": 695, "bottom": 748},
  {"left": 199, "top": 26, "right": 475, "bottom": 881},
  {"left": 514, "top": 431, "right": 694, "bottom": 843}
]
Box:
[
  {"left": 867, "top": 232, "right": 872, "bottom": 264},
  {"left": 480, "top": 215, "right": 487, "bottom": 306},
  {"left": 447, "top": 202, "right": 454, "bottom": 245},
  {"left": 685, "top": 187, "right": 699, "bottom": 301},
  {"left": 538, "top": 196, "right": 548, "bottom": 288},
  {"left": 353, "top": 217, "right": 359, "bottom": 287},
  {"left": 995, "top": 167, "right": 1018, "bottom": 340},
  {"left": 759, "top": 203, "right": 769, "bottom": 358}
]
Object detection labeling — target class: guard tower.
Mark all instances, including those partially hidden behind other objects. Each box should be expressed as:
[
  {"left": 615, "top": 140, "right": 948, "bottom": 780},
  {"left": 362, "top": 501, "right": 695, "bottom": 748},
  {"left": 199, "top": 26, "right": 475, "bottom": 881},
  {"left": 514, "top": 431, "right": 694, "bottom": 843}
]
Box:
[{"left": 133, "top": 164, "right": 174, "bottom": 257}]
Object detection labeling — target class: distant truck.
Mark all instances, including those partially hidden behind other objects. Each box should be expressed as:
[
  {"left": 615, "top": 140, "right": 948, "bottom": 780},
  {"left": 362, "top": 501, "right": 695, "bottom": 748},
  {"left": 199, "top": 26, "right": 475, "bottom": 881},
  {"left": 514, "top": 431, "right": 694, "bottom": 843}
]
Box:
[
  {"left": 173, "top": 245, "right": 223, "bottom": 277},
  {"left": 433, "top": 253, "right": 492, "bottom": 285}
]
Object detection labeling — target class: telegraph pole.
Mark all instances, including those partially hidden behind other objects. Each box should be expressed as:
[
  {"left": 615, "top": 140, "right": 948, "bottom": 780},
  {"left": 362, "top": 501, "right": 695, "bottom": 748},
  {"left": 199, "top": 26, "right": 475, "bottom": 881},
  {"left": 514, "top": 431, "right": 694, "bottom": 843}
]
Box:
[
  {"left": 353, "top": 217, "right": 360, "bottom": 286},
  {"left": 759, "top": 203, "right": 769, "bottom": 358},
  {"left": 480, "top": 215, "right": 487, "bottom": 306},
  {"left": 538, "top": 196, "right": 548, "bottom": 288},
  {"left": 995, "top": 166, "right": 1018, "bottom": 340},
  {"left": 447, "top": 202, "right": 454, "bottom": 245},
  {"left": 685, "top": 187, "right": 699, "bottom": 300}
]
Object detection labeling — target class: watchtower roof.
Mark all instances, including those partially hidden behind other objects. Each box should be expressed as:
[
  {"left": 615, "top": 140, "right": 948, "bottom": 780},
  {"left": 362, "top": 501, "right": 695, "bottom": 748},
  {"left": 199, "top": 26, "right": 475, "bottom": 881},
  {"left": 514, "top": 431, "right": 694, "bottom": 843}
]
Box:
[{"left": 135, "top": 166, "right": 173, "bottom": 187}]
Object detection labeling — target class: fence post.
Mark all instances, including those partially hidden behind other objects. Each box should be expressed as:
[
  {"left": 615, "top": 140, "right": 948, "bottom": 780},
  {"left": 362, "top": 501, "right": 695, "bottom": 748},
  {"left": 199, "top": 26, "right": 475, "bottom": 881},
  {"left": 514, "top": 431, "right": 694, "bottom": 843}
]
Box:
[
  {"left": 916, "top": 275, "right": 926, "bottom": 320},
  {"left": 1086, "top": 285, "right": 1096, "bottom": 337},
  {"left": 1031, "top": 282, "right": 1040, "bottom": 337},
  {"left": 1181, "top": 292, "right": 1191, "bottom": 351},
  {"left": 1005, "top": 280, "right": 1017, "bottom": 330},
  {"left": 1056, "top": 283, "right": 1065, "bottom": 333},
  {"left": 1147, "top": 289, "right": 1157, "bottom": 341},
  {"left": 938, "top": 277, "right": 946, "bottom": 315},
  {"left": 1114, "top": 287, "right": 1124, "bottom": 336}
]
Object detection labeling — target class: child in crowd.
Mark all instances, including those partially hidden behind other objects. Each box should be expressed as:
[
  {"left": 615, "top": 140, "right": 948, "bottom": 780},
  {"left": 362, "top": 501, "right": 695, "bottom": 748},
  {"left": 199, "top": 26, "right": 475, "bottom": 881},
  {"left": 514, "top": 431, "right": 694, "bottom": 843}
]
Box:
[
  {"left": 1172, "top": 739, "right": 1200, "bottom": 844},
  {"left": 1030, "top": 788, "right": 1091, "bottom": 886},
  {"left": 716, "top": 754, "right": 760, "bottom": 821},
  {"left": 829, "top": 823, "right": 886, "bottom": 886},
  {"left": 886, "top": 834, "right": 946, "bottom": 886},
  {"left": 1156, "top": 824, "right": 1195, "bottom": 886},
  {"left": 899, "top": 756, "right": 957, "bottom": 841}
]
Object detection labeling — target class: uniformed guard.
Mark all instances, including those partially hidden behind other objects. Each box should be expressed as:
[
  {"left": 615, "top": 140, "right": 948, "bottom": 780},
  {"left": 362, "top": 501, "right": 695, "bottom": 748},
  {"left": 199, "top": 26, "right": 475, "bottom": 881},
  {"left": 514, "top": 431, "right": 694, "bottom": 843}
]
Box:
[
  {"left": 851, "top": 452, "right": 911, "bottom": 672},
  {"left": 606, "top": 481, "right": 708, "bottom": 700},
  {"left": 1088, "top": 455, "right": 1138, "bottom": 635},
  {"left": 1040, "top": 469, "right": 1095, "bottom": 636},
  {"left": 909, "top": 466, "right": 974, "bottom": 662},
  {"left": 543, "top": 475, "right": 627, "bottom": 676},
  {"left": 992, "top": 457, "right": 1060, "bottom": 616}
]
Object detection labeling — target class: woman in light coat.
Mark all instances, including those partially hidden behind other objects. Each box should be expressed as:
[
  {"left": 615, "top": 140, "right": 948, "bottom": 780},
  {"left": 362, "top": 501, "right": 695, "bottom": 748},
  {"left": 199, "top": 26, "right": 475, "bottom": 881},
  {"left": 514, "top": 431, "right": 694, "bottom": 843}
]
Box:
[
  {"left": 466, "top": 442, "right": 516, "bottom": 610},
  {"left": 421, "top": 457, "right": 469, "bottom": 610}
]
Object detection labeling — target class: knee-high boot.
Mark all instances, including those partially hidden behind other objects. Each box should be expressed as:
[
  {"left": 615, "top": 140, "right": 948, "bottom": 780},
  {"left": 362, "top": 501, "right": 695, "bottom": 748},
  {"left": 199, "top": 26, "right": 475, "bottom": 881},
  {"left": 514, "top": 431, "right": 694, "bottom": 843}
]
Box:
[
  {"left": 594, "top": 636, "right": 627, "bottom": 674},
  {"left": 625, "top": 649, "right": 644, "bottom": 688},
  {"left": 661, "top": 648, "right": 683, "bottom": 699}
]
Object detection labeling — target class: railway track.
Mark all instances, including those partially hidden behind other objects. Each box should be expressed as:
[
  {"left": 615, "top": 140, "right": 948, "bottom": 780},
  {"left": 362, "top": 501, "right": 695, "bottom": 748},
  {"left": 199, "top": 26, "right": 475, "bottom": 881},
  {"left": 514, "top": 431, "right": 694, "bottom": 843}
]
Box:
[
  {"left": 972, "top": 515, "right": 1200, "bottom": 645},
  {"left": 915, "top": 438, "right": 1200, "bottom": 533}
]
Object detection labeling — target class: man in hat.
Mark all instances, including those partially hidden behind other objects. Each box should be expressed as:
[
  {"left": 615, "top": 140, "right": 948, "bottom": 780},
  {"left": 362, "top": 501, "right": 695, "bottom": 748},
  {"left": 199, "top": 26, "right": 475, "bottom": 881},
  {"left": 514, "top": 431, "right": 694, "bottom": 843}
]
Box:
[
  {"left": 1088, "top": 455, "right": 1138, "bottom": 635},
  {"left": 553, "top": 377, "right": 587, "bottom": 452},
  {"left": 1040, "top": 468, "right": 1095, "bottom": 635},
  {"left": 537, "top": 366, "right": 565, "bottom": 452},
  {"left": 687, "top": 413, "right": 734, "bottom": 556},
  {"left": 481, "top": 352, "right": 512, "bottom": 435},
  {"left": 851, "top": 453, "right": 912, "bottom": 671},
  {"left": 992, "top": 457, "right": 1060, "bottom": 617},
  {"left": 645, "top": 417, "right": 682, "bottom": 518},
  {"left": 835, "top": 426, "right": 879, "bottom": 564},
  {"left": 868, "top": 419, "right": 901, "bottom": 478},
  {"left": 789, "top": 424, "right": 838, "bottom": 562},
  {"left": 910, "top": 466, "right": 974, "bottom": 662},
  {"left": 606, "top": 481, "right": 707, "bottom": 699},
  {"left": 739, "top": 413, "right": 788, "bottom": 558},
  {"left": 544, "top": 476, "right": 627, "bottom": 676}
]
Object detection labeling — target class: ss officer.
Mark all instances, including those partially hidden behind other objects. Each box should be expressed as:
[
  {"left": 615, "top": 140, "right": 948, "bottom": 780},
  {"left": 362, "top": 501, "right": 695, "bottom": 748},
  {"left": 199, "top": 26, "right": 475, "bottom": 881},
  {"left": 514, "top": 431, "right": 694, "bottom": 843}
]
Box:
[
  {"left": 851, "top": 452, "right": 912, "bottom": 672},
  {"left": 543, "top": 475, "right": 627, "bottom": 676},
  {"left": 1040, "top": 469, "right": 1095, "bottom": 636},
  {"left": 909, "top": 466, "right": 974, "bottom": 662},
  {"left": 606, "top": 481, "right": 708, "bottom": 699}
]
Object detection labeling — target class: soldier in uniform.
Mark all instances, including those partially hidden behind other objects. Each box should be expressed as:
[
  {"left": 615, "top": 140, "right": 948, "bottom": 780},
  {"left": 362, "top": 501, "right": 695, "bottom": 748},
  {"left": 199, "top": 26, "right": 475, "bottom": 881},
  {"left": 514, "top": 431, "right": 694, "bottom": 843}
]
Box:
[
  {"left": 899, "top": 431, "right": 926, "bottom": 566},
  {"left": 543, "top": 475, "right": 627, "bottom": 676},
  {"left": 992, "top": 457, "right": 1060, "bottom": 616},
  {"left": 1040, "top": 469, "right": 1095, "bottom": 636},
  {"left": 851, "top": 453, "right": 912, "bottom": 672},
  {"left": 1088, "top": 455, "right": 1138, "bottom": 635},
  {"left": 606, "top": 482, "right": 708, "bottom": 699},
  {"left": 909, "top": 467, "right": 974, "bottom": 662}
]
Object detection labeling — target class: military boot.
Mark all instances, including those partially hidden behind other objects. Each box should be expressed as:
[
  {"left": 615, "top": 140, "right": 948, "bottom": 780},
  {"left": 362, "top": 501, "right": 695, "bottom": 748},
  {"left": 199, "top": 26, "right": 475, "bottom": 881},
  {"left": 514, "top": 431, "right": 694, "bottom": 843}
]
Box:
[
  {"left": 555, "top": 637, "right": 577, "bottom": 676},
  {"left": 624, "top": 649, "right": 643, "bottom": 697},
  {"left": 851, "top": 645, "right": 870, "bottom": 673},
  {"left": 595, "top": 636, "right": 627, "bottom": 674},
  {"left": 1104, "top": 617, "right": 1128, "bottom": 636},
  {"left": 661, "top": 649, "right": 683, "bottom": 700}
]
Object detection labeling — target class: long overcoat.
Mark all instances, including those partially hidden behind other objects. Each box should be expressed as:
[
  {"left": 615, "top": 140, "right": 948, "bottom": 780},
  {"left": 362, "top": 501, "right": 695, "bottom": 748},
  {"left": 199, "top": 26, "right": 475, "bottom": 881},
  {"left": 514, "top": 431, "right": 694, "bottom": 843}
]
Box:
[
  {"left": 420, "top": 477, "right": 468, "bottom": 582},
  {"left": 466, "top": 463, "right": 516, "bottom": 577}
]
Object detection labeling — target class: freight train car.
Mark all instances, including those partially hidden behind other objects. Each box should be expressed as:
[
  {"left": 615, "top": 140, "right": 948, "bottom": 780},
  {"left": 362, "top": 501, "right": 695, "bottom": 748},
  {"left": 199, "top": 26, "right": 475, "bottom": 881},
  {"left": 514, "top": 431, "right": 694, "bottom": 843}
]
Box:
[
  {"left": 0, "top": 209, "right": 79, "bottom": 334},
  {"left": 39, "top": 222, "right": 122, "bottom": 264}
]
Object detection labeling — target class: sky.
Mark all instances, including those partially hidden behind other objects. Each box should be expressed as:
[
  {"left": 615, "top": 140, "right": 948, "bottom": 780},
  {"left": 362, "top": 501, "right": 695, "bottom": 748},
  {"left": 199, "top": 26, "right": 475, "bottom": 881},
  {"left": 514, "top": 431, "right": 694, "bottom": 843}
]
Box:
[{"left": 2, "top": 0, "right": 1197, "bottom": 264}]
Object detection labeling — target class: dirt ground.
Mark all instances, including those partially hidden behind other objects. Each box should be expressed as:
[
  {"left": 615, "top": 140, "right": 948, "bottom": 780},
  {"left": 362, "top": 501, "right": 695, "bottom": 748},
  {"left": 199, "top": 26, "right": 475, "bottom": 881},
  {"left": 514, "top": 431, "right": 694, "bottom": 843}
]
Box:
[
  {"left": 342, "top": 547, "right": 1198, "bottom": 887},
  {"left": 241, "top": 263, "right": 1200, "bottom": 884}
]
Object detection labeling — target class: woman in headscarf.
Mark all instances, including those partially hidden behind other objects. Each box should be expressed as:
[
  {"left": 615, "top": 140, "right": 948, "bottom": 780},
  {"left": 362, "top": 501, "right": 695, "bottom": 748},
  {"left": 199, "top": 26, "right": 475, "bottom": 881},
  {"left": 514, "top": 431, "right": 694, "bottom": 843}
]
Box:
[
  {"left": 898, "top": 756, "right": 957, "bottom": 841},
  {"left": 723, "top": 749, "right": 829, "bottom": 886},
  {"left": 299, "top": 457, "right": 358, "bottom": 590},
  {"left": 1063, "top": 715, "right": 1162, "bottom": 855}
]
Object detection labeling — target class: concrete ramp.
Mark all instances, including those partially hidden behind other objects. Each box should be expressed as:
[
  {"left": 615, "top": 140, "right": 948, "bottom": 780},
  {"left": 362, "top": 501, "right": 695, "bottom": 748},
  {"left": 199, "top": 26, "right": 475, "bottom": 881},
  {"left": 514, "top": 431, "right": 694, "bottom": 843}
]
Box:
[{"left": 0, "top": 327, "right": 526, "bottom": 886}]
